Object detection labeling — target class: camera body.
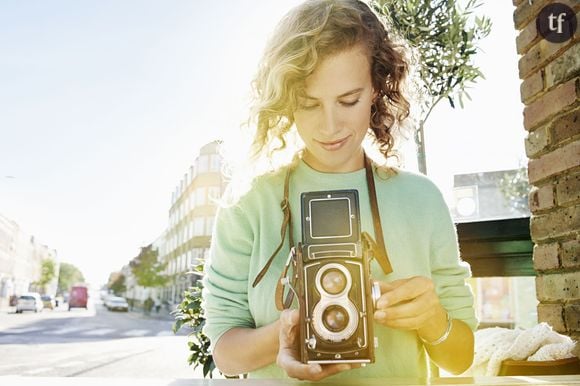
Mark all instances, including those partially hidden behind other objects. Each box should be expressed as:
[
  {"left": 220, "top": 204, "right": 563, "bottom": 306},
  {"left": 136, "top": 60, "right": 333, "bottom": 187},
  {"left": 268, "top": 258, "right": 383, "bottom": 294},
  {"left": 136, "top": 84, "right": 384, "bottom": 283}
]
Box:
[{"left": 295, "top": 189, "right": 378, "bottom": 364}]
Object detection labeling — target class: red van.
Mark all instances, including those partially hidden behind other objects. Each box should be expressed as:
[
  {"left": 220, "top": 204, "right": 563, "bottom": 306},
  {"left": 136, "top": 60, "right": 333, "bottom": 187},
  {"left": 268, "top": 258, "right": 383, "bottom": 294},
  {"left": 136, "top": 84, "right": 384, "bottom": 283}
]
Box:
[{"left": 68, "top": 285, "right": 88, "bottom": 310}]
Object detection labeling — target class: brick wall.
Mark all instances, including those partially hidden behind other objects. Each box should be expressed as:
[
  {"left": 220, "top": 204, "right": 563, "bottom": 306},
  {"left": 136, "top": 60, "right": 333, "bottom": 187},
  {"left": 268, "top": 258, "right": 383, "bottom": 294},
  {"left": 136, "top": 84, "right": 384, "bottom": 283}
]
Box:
[{"left": 513, "top": 0, "right": 580, "bottom": 341}]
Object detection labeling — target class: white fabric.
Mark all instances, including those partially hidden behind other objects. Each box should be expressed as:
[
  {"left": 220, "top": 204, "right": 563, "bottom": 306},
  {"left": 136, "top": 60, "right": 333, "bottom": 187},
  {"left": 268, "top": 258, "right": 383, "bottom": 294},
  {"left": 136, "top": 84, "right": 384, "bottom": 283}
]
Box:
[{"left": 469, "top": 323, "right": 577, "bottom": 376}]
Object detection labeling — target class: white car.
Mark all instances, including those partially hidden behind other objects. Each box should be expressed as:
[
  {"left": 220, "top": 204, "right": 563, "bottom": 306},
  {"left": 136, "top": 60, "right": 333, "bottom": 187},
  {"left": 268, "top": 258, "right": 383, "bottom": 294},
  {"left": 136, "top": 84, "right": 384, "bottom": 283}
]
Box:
[
  {"left": 16, "top": 293, "right": 44, "bottom": 313},
  {"left": 105, "top": 296, "right": 129, "bottom": 312}
]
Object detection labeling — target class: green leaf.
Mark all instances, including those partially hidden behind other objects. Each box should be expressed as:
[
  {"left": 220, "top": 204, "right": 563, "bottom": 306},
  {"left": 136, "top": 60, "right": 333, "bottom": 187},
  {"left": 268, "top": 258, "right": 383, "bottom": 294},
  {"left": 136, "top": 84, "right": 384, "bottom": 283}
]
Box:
[{"left": 447, "top": 96, "right": 455, "bottom": 109}]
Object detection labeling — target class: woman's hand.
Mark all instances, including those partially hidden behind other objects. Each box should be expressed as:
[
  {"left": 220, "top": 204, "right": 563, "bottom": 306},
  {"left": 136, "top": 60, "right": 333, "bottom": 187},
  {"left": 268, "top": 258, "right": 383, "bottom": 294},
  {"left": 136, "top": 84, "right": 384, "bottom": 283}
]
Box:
[
  {"left": 373, "top": 276, "right": 448, "bottom": 342},
  {"left": 276, "top": 309, "right": 355, "bottom": 381}
]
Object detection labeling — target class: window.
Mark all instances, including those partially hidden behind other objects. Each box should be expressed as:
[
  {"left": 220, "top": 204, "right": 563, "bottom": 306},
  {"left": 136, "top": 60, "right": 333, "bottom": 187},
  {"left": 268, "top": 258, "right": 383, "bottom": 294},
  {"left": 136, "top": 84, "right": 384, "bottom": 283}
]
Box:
[
  {"left": 193, "top": 217, "right": 204, "bottom": 236},
  {"left": 470, "top": 277, "right": 538, "bottom": 329},
  {"left": 204, "top": 216, "right": 214, "bottom": 236},
  {"left": 197, "top": 155, "right": 209, "bottom": 173},
  {"left": 209, "top": 154, "right": 220, "bottom": 172},
  {"left": 195, "top": 187, "right": 206, "bottom": 206}
]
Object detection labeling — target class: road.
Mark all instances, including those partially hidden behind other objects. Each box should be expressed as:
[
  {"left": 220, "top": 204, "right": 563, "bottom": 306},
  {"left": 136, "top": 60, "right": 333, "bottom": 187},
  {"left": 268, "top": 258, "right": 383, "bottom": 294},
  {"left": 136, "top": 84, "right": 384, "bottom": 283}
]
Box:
[{"left": 0, "top": 300, "right": 213, "bottom": 378}]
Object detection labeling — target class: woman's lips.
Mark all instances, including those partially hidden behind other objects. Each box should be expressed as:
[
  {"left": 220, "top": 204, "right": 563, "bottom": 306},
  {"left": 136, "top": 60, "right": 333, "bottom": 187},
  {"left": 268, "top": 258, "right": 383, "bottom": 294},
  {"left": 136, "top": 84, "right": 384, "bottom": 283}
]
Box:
[{"left": 317, "top": 136, "right": 350, "bottom": 151}]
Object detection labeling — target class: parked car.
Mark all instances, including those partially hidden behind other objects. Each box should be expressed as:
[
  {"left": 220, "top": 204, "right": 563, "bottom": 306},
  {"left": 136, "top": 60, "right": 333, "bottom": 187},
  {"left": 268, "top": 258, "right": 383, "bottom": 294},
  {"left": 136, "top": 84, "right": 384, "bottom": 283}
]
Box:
[
  {"left": 41, "top": 295, "right": 56, "bottom": 310},
  {"left": 105, "top": 296, "right": 129, "bottom": 312},
  {"left": 16, "top": 293, "right": 44, "bottom": 313},
  {"left": 68, "top": 285, "right": 88, "bottom": 310}
]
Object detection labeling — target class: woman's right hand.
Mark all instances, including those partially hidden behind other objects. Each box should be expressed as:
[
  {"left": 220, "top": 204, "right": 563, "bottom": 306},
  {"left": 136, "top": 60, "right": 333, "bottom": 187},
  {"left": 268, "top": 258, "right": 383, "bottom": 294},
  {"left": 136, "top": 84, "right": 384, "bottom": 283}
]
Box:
[{"left": 276, "top": 309, "right": 354, "bottom": 381}]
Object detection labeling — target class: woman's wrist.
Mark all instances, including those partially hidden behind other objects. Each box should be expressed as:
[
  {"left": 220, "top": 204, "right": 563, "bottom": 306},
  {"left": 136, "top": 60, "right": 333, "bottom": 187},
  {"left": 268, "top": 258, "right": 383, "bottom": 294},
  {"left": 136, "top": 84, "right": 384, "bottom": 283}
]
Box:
[
  {"left": 417, "top": 306, "right": 449, "bottom": 344},
  {"left": 420, "top": 311, "right": 452, "bottom": 346}
]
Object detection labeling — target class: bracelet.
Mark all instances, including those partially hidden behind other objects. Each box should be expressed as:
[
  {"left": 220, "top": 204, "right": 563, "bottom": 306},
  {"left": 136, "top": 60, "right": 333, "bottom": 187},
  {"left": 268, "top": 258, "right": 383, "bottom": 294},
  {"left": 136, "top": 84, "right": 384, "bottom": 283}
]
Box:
[{"left": 420, "top": 312, "right": 452, "bottom": 346}]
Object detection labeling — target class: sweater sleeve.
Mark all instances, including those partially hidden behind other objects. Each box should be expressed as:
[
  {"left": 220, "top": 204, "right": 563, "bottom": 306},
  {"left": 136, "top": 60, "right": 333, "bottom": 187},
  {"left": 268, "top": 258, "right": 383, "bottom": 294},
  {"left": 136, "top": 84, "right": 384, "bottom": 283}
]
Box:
[
  {"left": 202, "top": 203, "right": 256, "bottom": 352},
  {"left": 429, "top": 188, "right": 478, "bottom": 331}
]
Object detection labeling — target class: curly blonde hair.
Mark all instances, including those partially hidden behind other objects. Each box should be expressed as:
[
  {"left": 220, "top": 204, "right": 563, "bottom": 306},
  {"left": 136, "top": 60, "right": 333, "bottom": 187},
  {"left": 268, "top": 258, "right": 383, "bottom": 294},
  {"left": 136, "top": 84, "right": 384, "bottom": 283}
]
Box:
[{"left": 248, "top": 0, "right": 411, "bottom": 166}]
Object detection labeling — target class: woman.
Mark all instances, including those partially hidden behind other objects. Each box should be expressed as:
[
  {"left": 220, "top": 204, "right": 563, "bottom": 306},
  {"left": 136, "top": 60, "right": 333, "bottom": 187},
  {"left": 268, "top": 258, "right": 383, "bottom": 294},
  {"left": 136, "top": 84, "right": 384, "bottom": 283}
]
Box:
[{"left": 202, "top": 0, "right": 477, "bottom": 380}]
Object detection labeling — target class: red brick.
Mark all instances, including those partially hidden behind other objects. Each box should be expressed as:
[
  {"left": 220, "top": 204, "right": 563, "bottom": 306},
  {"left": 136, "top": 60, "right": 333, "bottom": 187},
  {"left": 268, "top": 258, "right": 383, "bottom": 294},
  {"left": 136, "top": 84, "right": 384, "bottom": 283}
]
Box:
[
  {"left": 525, "top": 124, "right": 551, "bottom": 157},
  {"left": 537, "top": 302, "right": 566, "bottom": 332},
  {"left": 521, "top": 70, "right": 545, "bottom": 104},
  {"left": 527, "top": 140, "right": 580, "bottom": 184},
  {"left": 530, "top": 206, "right": 580, "bottom": 241},
  {"left": 556, "top": 171, "right": 580, "bottom": 206},
  {"left": 565, "top": 304, "right": 580, "bottom": 331},
  {"left": 514, "top": 0, "right": 580, "bottom": 30},
  {"left": 545, "top": 44, "right": 580, "bottom": 89},
  {"left": 533, "top": 242, "right": 560, "bottom": 270},
  {"left": 529, "top": 184, "right": 555, "bottom": 211},
  {"left": 536, "top": 271, "right": 580, "bottom": 301},
  {"left": 516, "top": 17, "right": 540, "bottom": 55},
  {"left": 551, "top": 108, "right": 580, "bottom": 145},
  {"left": 518, "top": 20, "right": 580, "bottom": 80},
  {"left": 562, "top": 239, "right": 580, "bottom": 268},
  {"left": 523, "top": 78, "right": 579, "bottom": 131},
  {"left": 514, "top": 0, "right": 550, "bottom": 30}
]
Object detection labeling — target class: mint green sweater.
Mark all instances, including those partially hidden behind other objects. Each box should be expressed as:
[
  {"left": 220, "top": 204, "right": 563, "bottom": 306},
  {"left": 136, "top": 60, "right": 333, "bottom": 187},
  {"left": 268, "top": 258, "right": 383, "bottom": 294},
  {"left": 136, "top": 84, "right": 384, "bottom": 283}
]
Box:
[{"left": 202, "top": 159, "right": 477, "bottom": 379}]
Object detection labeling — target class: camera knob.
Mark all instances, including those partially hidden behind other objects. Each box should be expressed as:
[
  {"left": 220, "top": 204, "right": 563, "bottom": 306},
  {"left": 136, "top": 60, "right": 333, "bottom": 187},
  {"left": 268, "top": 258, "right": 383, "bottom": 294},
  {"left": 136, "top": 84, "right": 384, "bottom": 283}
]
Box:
[
  {"left": 307, "top": 335, "right": 317, "bottom": 350},
  {"left": 371, "top": 281, "right": 381, "bottom": 308}
]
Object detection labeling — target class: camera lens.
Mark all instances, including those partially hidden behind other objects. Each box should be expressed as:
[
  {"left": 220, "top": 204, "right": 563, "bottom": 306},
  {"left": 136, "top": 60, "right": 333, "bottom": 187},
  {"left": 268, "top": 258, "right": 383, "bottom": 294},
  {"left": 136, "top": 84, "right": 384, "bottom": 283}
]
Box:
[
  {"left": 320, "top": 268, "right": 347, "bottom": 295},
  {"left": 322, "top": 305, "right": 349, "bottom": 332}
]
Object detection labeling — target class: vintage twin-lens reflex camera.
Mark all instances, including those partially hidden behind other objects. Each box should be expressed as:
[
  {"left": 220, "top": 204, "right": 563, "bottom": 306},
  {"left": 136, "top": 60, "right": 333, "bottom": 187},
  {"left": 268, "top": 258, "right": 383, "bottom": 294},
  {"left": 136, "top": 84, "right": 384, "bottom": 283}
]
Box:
[{"left": 292, "top": 189, "right": 381, "bottom": 364}]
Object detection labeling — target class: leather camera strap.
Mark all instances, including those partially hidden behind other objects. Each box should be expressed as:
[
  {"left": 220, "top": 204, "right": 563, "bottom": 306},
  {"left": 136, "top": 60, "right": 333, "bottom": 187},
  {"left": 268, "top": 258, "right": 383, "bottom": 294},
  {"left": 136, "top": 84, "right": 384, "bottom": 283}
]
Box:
[
  {"left": 252, "top": 165, "right": 294, "bottom": 288},
  {"left": 254, "top": 154, "right": 393, "bottom": 291},
  {"left": 364, "top": 155, "right": 393, "bottom": 274}
]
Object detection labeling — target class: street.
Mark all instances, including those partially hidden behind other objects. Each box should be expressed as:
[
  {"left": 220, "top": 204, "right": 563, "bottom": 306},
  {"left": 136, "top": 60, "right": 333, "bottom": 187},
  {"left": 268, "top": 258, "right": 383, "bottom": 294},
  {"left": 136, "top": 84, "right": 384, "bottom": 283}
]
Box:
[{"left": 0, "top": 300, "right": 211, "bottom": 378}]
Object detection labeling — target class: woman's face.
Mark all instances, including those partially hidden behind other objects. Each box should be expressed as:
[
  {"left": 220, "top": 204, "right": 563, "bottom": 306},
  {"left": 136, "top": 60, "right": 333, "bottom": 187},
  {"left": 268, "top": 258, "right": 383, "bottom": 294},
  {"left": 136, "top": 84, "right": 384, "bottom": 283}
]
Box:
[{"left": 293, "top": 44, "right": 376, "bottom": 173}]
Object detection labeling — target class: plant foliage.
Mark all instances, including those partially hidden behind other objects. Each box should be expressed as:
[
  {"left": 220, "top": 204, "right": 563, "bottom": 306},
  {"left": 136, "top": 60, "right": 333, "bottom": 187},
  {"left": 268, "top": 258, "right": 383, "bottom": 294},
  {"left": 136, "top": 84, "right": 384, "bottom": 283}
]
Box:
[
  {"left": 57, "top": 262, "right": 85, "bottom": 294},
  {"left": 172, "top": 262, "right": 216, "bottom": 378},
  {"left": 130, "top": 244, "right": 169, "bottom": 289},
  {"left": 37, "top": 258, "right": 57, "bottom": 294},
  {"left": 372, "top": 0, "right": 492, "bottom": 173}
]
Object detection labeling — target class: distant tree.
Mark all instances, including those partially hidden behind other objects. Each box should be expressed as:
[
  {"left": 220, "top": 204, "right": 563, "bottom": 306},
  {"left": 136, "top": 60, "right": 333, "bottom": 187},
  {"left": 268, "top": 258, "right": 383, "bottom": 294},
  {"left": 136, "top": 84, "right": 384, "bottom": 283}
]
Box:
[
  {"left": 130, "top": 245, "right": 169, "bottom": 289},
  {"left": 372, "top": 0, "right": 492, "bottom": 174},
  {"left": 498, "top": 166, "right": 531, "bottom": 214},
  {"left": 57, "top": 262, "right": 85, "bottom": 294},
  {"left": 107, "top": 272, "right": 127, "bottom": 296},
  {"left": 36, "top": 258, "right": 57, "bottom": 294}
]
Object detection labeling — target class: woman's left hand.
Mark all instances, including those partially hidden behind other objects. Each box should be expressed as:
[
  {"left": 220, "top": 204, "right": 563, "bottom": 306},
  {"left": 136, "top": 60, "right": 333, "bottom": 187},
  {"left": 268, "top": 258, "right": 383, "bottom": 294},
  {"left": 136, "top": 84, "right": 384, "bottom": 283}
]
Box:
[{"left": 373, "top": 276, "right": 446, "bottom": 339}]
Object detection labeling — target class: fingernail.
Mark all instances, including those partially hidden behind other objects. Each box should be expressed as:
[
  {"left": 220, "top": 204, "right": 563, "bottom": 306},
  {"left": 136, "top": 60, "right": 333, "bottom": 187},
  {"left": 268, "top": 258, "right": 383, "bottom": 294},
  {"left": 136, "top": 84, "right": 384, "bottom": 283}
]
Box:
[
  {"left": 377, "top": 299, "right": 387, "bottom": 309},
  {"left": 311, "top": 365, "right": 322, "bottom": 374},
  {"left": 375, "top": 311, "right": 386, "bottom": 319}
]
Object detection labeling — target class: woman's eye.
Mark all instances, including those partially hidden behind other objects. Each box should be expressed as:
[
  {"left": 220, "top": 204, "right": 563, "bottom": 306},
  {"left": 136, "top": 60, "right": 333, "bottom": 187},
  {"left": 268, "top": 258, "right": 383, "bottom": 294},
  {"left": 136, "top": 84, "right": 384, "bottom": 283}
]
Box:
[
  {"left": 299, "top": 104, "right": 318, "bottom": 111},
  {"left": 341, "top": 100, "right": 360, "bottom": 107}
]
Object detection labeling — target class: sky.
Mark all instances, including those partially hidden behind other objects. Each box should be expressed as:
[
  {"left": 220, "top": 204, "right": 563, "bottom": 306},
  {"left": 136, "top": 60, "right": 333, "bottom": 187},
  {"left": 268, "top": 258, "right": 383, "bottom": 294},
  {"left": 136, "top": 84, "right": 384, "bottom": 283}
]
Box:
[{"left": 0, "top": 0, "right": 526, "bottom": 287}]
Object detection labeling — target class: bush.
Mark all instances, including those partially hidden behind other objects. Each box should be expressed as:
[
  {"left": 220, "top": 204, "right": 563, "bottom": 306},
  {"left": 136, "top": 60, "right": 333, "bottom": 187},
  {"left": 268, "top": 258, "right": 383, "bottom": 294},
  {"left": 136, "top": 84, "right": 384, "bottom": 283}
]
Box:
[{"left": 172, "top": 265, "right": 216, "bottom": 378}]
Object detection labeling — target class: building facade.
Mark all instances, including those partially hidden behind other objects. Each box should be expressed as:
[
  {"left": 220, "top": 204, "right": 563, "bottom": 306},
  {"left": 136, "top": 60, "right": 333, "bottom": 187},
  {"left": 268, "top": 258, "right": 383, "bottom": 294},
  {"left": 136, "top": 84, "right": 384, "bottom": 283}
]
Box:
[
  {"left": 161, "top": 141, "right": 224, "bottom": 305},
  {"left": 0, "top": 213, "right": 59, "bottom": 308}
]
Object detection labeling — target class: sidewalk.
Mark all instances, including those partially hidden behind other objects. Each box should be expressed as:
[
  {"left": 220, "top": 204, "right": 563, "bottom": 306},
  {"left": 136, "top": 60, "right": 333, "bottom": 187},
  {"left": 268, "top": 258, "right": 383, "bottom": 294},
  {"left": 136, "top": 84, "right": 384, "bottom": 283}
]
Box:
[{"left": 0, "top": 304, "right": 15, "bottom": 314}]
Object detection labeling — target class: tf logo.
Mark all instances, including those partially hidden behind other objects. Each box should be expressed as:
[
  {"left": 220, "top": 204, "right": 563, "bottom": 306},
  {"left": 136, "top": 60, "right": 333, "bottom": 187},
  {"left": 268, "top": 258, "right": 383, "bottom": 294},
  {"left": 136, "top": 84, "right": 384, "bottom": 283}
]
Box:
[{"left": 536, "top": 3, "right": 577, "bottom": 43}]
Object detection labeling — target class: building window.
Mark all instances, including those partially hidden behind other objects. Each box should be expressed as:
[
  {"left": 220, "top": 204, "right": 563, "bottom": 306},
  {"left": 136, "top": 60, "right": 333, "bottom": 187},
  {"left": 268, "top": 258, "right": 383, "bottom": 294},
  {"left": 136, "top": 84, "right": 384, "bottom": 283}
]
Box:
[
  {"left": 470, "top": 277, "right": 537, "bottom": 329},
  {"left": 197, "top": 155, "right": 209, "bottom": 173},
  {"left": 193, "top": 217, "right": 204, "bottom": 236},
  {"left": 210, "top": 154, "right": 220, "bottom": 172},
  {"left": 195, "top": 187, "right": 206, "bottom": 206},
  {"left": 205, "top": 216, "right": 214, "bottom": 236}
]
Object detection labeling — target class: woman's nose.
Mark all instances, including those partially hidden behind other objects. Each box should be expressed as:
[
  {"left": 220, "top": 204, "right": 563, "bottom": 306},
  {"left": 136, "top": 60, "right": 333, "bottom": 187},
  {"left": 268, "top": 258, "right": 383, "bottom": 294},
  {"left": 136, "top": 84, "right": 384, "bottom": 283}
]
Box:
[{"left": 319, "top": 108, "right": 340, "bottom": 137}]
